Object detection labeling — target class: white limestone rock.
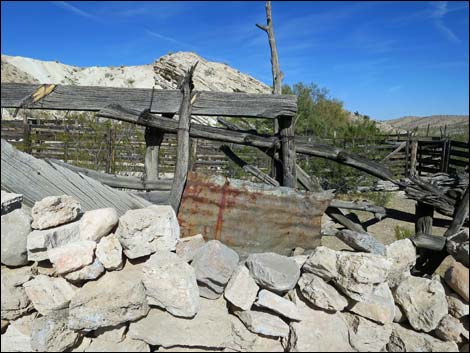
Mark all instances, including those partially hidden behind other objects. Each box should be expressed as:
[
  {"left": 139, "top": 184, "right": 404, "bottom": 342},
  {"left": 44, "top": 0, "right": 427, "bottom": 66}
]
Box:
[
  {"left": 142, "top": 251, "right": 200, "bottom": 318},
  {"left": 85, "top": 336, "right": 150, "bottom": 352},
  {"left": 1, "top": 208, "right": 32, "bottom": 266},
  {"left": 64, "top": 257, "right": 105, "bottom": 283},
  {"left": 191, "top": 240, "right": 239, "bottom": 299},
  {"left": 68, "top": 270, "right": 149, "bottom": 330},
  {"left": 0, "top": 313, "right": 38, "bottom": 352},
  {"left": 95, "top": 234, "right": 123, "bottom": 271},
  {"left": 246, "top": 252, "right": 300, "bottom": 294},
  {"left": 233, "top": 309, "right": 290, "bottom": 338},
  {"left": 297, "top": 273, "right": 348, "bottom": 312},
  {"left": 27, "top": 220, "right": 81, "bottom": 261},
  {"left": 48, "top": 240, "right": 96, "bottom": 275},
  {"left": 386, "top": 239, "right": 417, "bottom": 288},
  {"left": 175, "top": 233, "right": 206, "bottom": 262},
  {"left": 435, "top": 314, "right": 468, "bottom": 344},
  {"left": 94, "top": 324, "right": 127, "bottom": 343},
  {"left": 224, "top": 265, "right": 259, "bottom": 311},
  {"left": 115, "top": 206, "right": 179, "bottom": 259},
  {"left": 349, "top": 282, "right": 396, "bottom": 324},
  {"left": 344, "top": 312, "right": 393, "bottom": 352},
  {"left": 395, "top": 276, "right": 448, "bottom": 332},
  {"left": 1, "top": 266, "right": 33, "bottom": 320},
  {"left": 23, "top": 275, "right": 76, "bottom": 315},
  {"left": 31, "top": 195, "right": 81, "bottom": 229},
  {"left": 255, "top": 289, "right": 302, "bottom": 321},
  {"left": 302, "top": 246, "right": 339, "bottom": 281},
  {"left": 79, "top": 207, "right": 119, "bottom": 242}
]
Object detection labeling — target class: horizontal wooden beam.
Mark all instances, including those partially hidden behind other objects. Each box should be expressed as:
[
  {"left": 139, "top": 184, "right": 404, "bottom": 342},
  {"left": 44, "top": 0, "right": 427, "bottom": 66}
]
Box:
[{"left": 1, "top": 83, "right": 297, "bottom": 119}]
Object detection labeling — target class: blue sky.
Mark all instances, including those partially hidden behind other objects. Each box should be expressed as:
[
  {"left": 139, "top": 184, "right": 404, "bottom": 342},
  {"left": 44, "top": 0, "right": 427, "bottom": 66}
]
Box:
[{"left": 1, "top": 1, "right": 469, "bottom": 120}]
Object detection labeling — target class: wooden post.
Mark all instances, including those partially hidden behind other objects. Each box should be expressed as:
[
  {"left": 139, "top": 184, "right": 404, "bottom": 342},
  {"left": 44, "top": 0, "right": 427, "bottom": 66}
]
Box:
[
  {"left": 409, "top": 139, "right": 418, "bottom": 177},
  {"left": 404, "top": 134, "right": 410, "bottom": 177},
  {"left": 444, "top": 186, "right": 469, "bottom": 237},
  {"left": 144, "top": 127, "right": 164, "bottom": 182},
  {"left": 415, "top": 202, "right": 434, "bottom": 235},
  {"left": 279, "top": 116, "right": 297, "bottom": 188},
  {"left": 22, "top": 113, "right": 32, "bottom": 154},
  {"left": 168, "top": 63, "right": 198, "bottom": 213}
]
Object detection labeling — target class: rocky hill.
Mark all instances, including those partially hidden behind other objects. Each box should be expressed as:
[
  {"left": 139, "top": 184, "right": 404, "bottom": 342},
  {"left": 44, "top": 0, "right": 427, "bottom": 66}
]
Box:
[{"left": 383, "top": 115, "right": 469, "bottom": 136}]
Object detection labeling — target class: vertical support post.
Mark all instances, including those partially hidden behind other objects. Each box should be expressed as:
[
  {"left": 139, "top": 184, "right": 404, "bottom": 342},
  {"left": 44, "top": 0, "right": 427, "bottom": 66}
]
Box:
[
  {"left": 144, "top": 127, "right": 164, "bottom": 182},
  {"left": 22, "top": 113, "right": 32, "bottom": 154},
  {"left": 409, "top": 139, "right": 418, "bottom": 177},
  {"left": 279, "top": 116, "right": 297, "bottom": 188},
  {"left": 444, "top": 186, "right": 469, "bottom": 237},
  {"left": 404, "top": 133, "right": 410, "bottom": 177},
  {"left": 415, "top": 202, "right": 434, "bottom": 235}
]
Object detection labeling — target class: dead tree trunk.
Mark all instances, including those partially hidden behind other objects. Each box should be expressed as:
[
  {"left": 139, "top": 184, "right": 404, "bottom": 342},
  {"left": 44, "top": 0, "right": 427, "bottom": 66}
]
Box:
[
  {"left": 168, "top": 63, "right": 198, "bottom": 213},
  {"left": 256, "top": 1, "right": 290, "bottom": 185}
]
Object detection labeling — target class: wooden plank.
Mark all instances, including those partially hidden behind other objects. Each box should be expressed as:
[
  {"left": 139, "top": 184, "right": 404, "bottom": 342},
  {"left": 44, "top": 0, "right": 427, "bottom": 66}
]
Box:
[
  {"left": 449, "top": 149, "right": 470, "bottom": 158},
  {"left": 1, "top": 83, "right": 297, "bottom": 119},
  {"left": 448, "top": 159, "right": 469, "bottom": 167},
  {"left": 415, "top": 201, "right": 434, "bottom": 235},
  {"left": 410, "top": 234, "right": 446, "bottom": 251}
]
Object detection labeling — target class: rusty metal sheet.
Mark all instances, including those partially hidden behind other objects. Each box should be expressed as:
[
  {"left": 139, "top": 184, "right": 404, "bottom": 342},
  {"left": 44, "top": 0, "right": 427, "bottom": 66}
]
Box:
[{"left": 178, "top": 172, "right": 334, "bottom": 258}]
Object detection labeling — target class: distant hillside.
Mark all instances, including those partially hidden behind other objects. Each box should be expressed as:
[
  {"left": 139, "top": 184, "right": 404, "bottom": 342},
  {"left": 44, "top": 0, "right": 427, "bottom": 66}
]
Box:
[{"left": 384, "top": 115, "right": 469, "bottom": 137}]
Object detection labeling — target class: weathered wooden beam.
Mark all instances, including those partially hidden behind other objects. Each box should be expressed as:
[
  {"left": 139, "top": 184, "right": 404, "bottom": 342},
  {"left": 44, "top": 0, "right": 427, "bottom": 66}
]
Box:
[
  {"left": 1, "top": 83, "right": 297, "bottom": 119},
  {"left": 325, "top": 207, "right": 366, "bottom": 233},
  {"left": 409, "top": 140, "right": 418, "bottom": 177},
  {"left": 279, "top": 116, "right": 297, "bottom": 188},
  {"left": 168, "top": 64, "right": 197, "bottom": 213},
  {"left": 415, "top": 201, "right": 434, "bottom": 235},
  {"left": 410, "top": 234, "right": 447, "bottom": 251},
  {"left": 1, "top": 139, "right": 151, "bottom": 215},
  {"left": 220, "top": 145, "right": 280, "bottom": 186},
  {"left": 49, "top": 159, "right": 172, "bottom": 190},
  {"left": 381, "top": 141, "right": 406, "bottom": 163},
  {"left": 335, "top": 229, "right": 386, "bottom": 255},
  {"left": 444, "top": 185, "right": 469, "bottom": 237},
  {"left": 330, "top": 199, "right": 386, "bottom": 216}
]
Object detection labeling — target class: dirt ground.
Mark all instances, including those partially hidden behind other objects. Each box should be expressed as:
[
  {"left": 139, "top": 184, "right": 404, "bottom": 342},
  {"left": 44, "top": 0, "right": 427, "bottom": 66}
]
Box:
[{"left": 321, "top": 191, "right": 453, "bottom": 251}]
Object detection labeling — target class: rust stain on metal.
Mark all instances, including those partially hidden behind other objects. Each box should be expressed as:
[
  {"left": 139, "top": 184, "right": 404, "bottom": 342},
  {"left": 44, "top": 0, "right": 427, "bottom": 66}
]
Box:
[{"left": 178, "top": 172, "right": 334, "bottom": 258}]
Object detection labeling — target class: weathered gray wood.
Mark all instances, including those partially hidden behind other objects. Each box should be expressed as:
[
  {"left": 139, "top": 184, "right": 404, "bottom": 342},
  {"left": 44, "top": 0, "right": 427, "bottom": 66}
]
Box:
[
  {"left": 410, "top": 234, "right": 447, "bottom": 251},
  {"left": 330, "top": 199, "right": 386, "bottom": 216},
  {"left": 381, "top": 141, "right": 406, "bottom": 163},
  {"left": 144, "top": 126, "right": 164, "bottom": 181},
  {"left": 1, "top": 83, "right": 297, "bottom": 119},
  {"left": 409, "top": 140, "right": 418, "bottom": 176},
  {"left": 415, "top": 201, "right": 434, "bottom": 235},
  {"left": 1, "top": 139, "right": 151, "bottom": 215},
  {"left": 168, "top": 64, "right": 197, "bottom": 213},
  {"left": 49, "top": 159, "right": 172, "bottom": 190},
  {"left": 444, "top": 185, "right": 469, "bottom": 237},
  {"left": 295, "top": 164, "right": 323, "bottom": 192},
  {"left": 325, "top": 207, "right": 366, "bottom": 233},
  {"left": 335, "top": 229, "right": 386, "bottom": 255},
  {"left": 279, "top": 116, "right": 297, "bottom": 188},
  {"left": 220, "top": 145, "right": 280, "bottom": 186}
]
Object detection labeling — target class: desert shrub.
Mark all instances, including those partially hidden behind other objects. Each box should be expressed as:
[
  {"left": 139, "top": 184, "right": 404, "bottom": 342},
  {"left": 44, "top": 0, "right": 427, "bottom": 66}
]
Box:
[{"left": 394, "top": 225, "right": 414, "bottom": 240}]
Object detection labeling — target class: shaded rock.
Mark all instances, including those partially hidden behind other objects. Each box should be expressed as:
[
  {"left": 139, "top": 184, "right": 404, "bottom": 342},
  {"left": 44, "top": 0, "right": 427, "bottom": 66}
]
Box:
[
  {"left": 96, "top": 234, "right": 123, "bottom": 271},
  {"left": 445, "top": 262, "right": 469, "bottom": 302},
  {"left": 1, "top": 266, "right": 33, "bottom": 320},
  {"left": 227, "top": 316, "right": 284, "bottom": 352},
  {"left": 460, "top": 344, "right": 469, "bottom": 353},
  {"left": 387, "top": 323, "right": 459, "bottom": 352},
  {"left": 1, "top": 319, "right": 8, "bottom": 333},
  {"left": 298, "top": 273, "right": 348, "bottom": 312},
  {"left": 70, "top": 337, "right": 93, "bottom": 352},
  {"left": 0, "top": 312, "right": 37, "bottom": 352},
  {"left": 302, "top": 246, "right": 338, "bottom": 281},
  {"left": 287, "top": 289, "right": 353, "bottom": 352},
  {"left": 395, "top": 276, "right": 448, "bottom": 332},
  {"left": 68, "top": 270, "right": 149, "bottom": 330},
  {"left": 23, "top": 275, "right": 76, "bottom": 315},
  {"left": 48, "top": 240, "right": 96, "bottom": 274},
  {"left": 435, "top": 314, "right": 468, "bottom": 344},
  {"left": 394, "top": 304, "right": 407, "bottom": 323},
  {"left": 94, "top": 324, "right": 127, "bottom": 343},
  {"left": 447, "top": 292, "right": 469, "bottom": 319},
  {"left": 128, "top": 297, "right": 232, "bottom": 348},
  {"left": 85, "top": 336, "right": 150, "bottom": 352},
  {"left": 30, "top": 310, "right": 79, "bottom": 352},
  {"left": 64, "top": 258, "right": 105, "bottom": 283},
  {"left": 79, "top": 207, "right": 119, "bottom": 242},
  {"left": 233, "top": 309, "right": 290, "bottom": 338},
  {"left": 447, "top": 229, "right": 469, "bottom": 267},
  {"left": 27, "top": 220, "right": 81, "bottom": 261},
  {"left": 32, "top": 195, "right": 81, "bottom": 229},
  {"left": 224, "top": 265, "right": 259, "bottom": 311},
  {"left": 386, "top": 239, "right": 416, "bottom": 288},
  {"left": 349, "top": 282, "right": 396, "bottom": 324},
  {"left": 176, "top": 234, "right": 206, "bottom": 262},
  {"left": 344, "top": 312, "right": 393, "bottom": 352},
  {"left": 246, "top": 252, "right": 300, "bottom": 294},
  {"left": 435, "top": 255, "right": 458, "bottom": 278},
  {"left": 1, "top": 208, "right": 31, "bottom": 266},
  {"left": 143, "top": 251, "right": 200, "bottom": 318},
  {"left": 1, "top": 191, "right": 23, "bottom": 215},
  {"left": 256, "top": 289, "right": 302, "bottom": 321},
  {"left": 192, "top": 240, "right": 239, "bottom": 299},
  {"left": 115, "top": 206, "right": 179, "bottom": 259}
]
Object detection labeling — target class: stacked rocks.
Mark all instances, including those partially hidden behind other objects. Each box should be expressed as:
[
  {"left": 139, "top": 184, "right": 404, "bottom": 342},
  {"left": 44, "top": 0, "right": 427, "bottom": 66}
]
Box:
[{"left": 1, "top": 192, "right": 468, "bottom": 352}]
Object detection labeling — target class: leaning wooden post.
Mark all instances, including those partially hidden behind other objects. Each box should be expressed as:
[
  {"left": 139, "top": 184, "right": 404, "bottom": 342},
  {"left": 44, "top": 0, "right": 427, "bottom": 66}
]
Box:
[
  {"left": 257, "top": 0, "right": 284, "bottom": 183},
  {"left": 168, "top": 63, "right": 198, "bottom": 213},
  {"left": 444, "top": 186, "right": 469, "bottom": 237}
]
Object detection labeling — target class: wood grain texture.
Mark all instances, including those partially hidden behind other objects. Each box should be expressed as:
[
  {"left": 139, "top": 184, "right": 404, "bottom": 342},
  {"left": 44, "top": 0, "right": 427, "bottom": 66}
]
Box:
[{"left": 1, "top": 83, "right": 297, "bottom": 119}]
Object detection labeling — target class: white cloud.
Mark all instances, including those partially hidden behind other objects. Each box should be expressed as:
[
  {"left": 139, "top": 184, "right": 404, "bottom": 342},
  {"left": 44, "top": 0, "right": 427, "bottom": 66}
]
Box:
[
  {"left": 52, "top": 1, "right": 95, "bottom": 20},
  {"left": 431, "top": 1, "right": 461, "bottom": 43}
]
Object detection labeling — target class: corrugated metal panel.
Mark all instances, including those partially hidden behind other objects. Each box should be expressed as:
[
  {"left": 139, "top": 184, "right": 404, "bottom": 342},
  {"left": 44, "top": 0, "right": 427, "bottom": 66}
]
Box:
[{"left": 178, "top": 172, "right": 334, "bottom": 258}]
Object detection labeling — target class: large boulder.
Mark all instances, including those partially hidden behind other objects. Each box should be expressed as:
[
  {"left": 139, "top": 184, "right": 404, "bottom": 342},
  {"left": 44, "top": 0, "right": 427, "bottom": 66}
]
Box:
[
  {"left": 95, "top": 234, "right": 123, "bottom": 271},
  {"left": 298, "top": 273, "right": 348, "bottom": 312},
  {"left": 79, "top": 207, "right": 119, "bottom": 242},
  {"left": 445, "top": 261, "right": 469, "bottom": 302},
  {"left": 115, "top": 206, "right": 179, "bottom": 259},
  {"left": 233, "top": 309, "right": 290, "bottom": 338},
  {"left": 27, "top": 220, "right": 81, "bottom": 261},
  {"left": 255, "top": 289, "right": 302, "bottom": 321},
  {"left": 246, "top": 252, "right": 300, "bottom": 294},
  {"left": 446, "top": 229, "right": 469, "bottom": 267},
  {"left": 302, "top": 246, "right": 339, "bottom": 281},
  {"left": 344, "top": 312, "right": 393, "bottom": 352},
  {"left": 1, "top": 208, "right": 32, "bottom": 266},
  {"left": 1, "top": 266, "right": 33, "bottom": 320},
  {"left": 48, "top": 240, "right": 96, "bottom": 275},
  {"left": 128, "top": 297, "right": 233, "bottom": 349},
  {"left": 32, "top": 195, "right": 81, "bottom": 229},
  {"left": 175, "top": 234, "right": 206, "bottom": 263},
  {"left": 349, "top": 282, "right": 396, "bottom": 324},
  {"left": 68, "top": 270, "right": 149, "bottom": 330},
  {"left": 387, "top": 323, "right": 459, "bottom": 352},
  {"left": 435, "top": 314, "right": 468, "bottom": 344},
  {"left": 395, "top": 276, "right": 448, "bottom": 332},
  {"left": 142, "top": 251, "right": 200, "bottom": 318},
  {"left": 224, "top": 265, "right": 259, "bottom": 311},
  {"left": 23, "top": 275, "right": 76, "bottom": 315},
  {"left": 386, "top": 239, "right": 416, "bottom": 288},
  {"left": 191, "top": 240, "right": 239, "bottom": 299}
]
